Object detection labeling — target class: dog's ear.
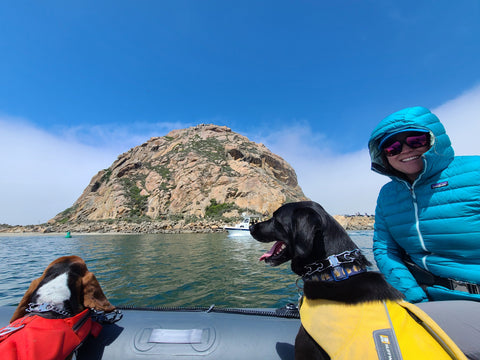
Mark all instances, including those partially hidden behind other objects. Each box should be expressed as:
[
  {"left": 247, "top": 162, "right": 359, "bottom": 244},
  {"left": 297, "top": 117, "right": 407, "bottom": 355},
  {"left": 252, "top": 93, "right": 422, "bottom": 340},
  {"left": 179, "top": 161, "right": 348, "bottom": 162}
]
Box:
[
  {"left": 10, "top": 277, "right": 42, "bottom": 323},
  {"left": 291, "top": 207, "right": 323, "bottom": 258},
  {"left": 82, "top": 271, "right": 115, "bottom": 312}
]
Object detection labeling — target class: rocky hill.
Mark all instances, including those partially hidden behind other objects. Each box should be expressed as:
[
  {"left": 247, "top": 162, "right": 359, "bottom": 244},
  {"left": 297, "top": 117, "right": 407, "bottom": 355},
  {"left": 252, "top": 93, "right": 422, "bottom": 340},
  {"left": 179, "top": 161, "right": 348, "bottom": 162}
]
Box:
[
  {"left": 43, "top": 124, "right": 308, "bottom": 232},
  {"left": 0, "top": 124, "right": 376, "bottom": 234}
]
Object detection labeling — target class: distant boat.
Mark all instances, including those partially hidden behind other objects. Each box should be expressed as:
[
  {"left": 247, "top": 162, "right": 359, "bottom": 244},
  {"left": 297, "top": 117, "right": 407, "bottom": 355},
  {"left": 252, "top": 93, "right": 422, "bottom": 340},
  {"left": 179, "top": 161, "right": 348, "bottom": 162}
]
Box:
[{"left": 224, "top": 214, "right": 260, "bottom": 237}]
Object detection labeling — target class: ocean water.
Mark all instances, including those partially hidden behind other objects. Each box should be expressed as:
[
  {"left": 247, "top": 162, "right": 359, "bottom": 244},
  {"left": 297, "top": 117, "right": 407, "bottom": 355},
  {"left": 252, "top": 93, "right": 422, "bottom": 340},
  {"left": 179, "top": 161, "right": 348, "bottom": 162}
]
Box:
[{"left": 0, "top": 231, "right": 374, "bottom": 308}]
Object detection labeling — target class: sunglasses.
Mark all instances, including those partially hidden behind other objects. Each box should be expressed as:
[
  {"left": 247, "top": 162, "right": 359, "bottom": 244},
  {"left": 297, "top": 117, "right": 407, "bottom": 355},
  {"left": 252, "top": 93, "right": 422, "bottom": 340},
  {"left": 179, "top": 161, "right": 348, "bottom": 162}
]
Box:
[{"left": 382, "top": 133, "right": 429, "bottom": 157}]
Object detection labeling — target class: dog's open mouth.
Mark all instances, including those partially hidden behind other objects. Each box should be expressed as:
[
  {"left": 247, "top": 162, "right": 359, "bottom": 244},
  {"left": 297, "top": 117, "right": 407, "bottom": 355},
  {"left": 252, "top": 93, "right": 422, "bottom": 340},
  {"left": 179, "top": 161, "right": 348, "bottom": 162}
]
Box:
[{"left": 259, "top": 241, "right": 288, "bottom": 264}]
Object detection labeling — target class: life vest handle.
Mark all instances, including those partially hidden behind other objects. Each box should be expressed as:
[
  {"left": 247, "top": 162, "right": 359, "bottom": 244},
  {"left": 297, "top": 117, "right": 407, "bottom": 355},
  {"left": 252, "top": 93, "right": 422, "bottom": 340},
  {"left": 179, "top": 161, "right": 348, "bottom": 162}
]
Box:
[{"left": 400, "top": 302, "right": 467, "bottom": 360}]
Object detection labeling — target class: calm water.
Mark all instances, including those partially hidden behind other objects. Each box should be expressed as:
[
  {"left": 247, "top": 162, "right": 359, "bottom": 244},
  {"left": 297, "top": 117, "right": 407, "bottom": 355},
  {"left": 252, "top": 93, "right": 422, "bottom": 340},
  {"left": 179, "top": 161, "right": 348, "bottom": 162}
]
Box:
[{"left": 0, "top": 231, "right": 374, "bottom": 309}]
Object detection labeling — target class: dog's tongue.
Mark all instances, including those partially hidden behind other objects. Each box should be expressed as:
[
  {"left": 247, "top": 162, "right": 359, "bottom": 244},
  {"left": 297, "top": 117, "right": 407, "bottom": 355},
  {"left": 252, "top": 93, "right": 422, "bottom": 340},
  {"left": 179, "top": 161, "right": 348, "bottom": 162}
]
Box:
[{"left": 259, "top": 241, "right": 283, "bottom": 261}]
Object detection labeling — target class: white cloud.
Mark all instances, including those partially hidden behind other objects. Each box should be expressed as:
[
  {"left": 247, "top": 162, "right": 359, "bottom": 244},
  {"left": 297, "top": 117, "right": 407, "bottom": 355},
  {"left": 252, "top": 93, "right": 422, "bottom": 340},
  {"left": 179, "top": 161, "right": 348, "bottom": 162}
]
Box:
[
  {"left": 294, "top": 150, "right": 387, "bottom": 216},
  {"left": 433, "top": 83, "right": 480, "bottom": 156},
  {"left": 1, "top": 84, "right": 480, "bottom": 225},
  {"left": 260, "top": 84, "right": 480, "bottom": 216},
  {"left": 0, "top": 117, "right": 193, "bottom": 225},
  {"left": 256, "top": 124, "right": 387, "bottom": 216},
  {"left": 0, "top": 116, "right": 119, "bottom": 225},
  {"left": 58, "top": 121, "right": 190, "bottom": 150}
]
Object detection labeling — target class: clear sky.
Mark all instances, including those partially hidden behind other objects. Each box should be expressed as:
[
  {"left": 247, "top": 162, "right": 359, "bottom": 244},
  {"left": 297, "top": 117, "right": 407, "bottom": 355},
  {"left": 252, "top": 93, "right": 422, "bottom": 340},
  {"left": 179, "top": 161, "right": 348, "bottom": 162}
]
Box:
[{"left": 1, "top": 1, "right": 480, "bottom": 225}]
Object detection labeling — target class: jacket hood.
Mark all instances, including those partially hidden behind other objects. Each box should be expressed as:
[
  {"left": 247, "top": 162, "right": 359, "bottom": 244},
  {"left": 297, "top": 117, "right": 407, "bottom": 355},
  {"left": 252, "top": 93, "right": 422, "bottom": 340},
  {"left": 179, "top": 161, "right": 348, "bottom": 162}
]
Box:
[{"left": 368, "top": 106, "right": 454, "bottom": 181}]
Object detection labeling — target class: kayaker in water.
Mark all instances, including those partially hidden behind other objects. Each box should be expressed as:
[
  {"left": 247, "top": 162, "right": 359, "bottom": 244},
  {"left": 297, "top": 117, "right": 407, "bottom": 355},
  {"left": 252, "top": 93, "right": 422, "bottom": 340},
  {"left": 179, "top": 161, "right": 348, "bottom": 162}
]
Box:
[{"left": 368, "top": 106, "right": 480, "bottom": 303}]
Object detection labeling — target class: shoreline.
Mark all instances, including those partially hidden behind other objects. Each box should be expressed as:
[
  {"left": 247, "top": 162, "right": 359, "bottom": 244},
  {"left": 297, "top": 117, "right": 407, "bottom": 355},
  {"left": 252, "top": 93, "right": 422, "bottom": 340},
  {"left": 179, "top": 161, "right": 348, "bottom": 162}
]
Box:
[{"left": 0, "top": 215, "right": 375, "bottom": 235}]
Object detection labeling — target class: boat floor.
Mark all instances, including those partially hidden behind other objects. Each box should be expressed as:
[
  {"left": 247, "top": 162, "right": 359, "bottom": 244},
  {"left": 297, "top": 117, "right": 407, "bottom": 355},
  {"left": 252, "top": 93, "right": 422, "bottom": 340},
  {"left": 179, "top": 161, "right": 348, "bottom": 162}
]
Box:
[{"left": 1, "top": 301, "right": 480, "bottom": 359}]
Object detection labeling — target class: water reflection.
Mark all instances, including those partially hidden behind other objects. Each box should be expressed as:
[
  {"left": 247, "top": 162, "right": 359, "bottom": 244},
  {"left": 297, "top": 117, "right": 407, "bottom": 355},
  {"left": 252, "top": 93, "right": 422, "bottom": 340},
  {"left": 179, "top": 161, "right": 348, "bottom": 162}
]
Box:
[{"left": 0, "top": 231, "right": 374, "bottom": 308}]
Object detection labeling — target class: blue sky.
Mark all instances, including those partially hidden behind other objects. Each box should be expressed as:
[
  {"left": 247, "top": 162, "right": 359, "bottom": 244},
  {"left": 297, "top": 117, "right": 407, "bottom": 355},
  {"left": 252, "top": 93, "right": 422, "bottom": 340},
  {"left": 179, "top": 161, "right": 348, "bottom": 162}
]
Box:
[{"left": 1, "top": 1, "right": 480, "bottom": 225}]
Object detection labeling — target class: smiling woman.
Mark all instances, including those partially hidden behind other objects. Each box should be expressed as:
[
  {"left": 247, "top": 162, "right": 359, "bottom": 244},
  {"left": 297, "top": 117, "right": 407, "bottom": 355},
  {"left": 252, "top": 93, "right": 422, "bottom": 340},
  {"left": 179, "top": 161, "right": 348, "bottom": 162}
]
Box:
[
  {"left": 368, "top": 106, "right": 480, "bottom": 304},
  {"left": 381, "top": 131, "right": 431, "bottom": 182}
]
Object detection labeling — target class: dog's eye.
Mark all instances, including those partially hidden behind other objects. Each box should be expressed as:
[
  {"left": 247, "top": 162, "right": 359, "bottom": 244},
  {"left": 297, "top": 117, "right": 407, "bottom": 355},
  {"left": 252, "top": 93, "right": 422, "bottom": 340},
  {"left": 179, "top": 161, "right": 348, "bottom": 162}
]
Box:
[{"left": 274, "top": 218, "right": 288, "bottom": 234}]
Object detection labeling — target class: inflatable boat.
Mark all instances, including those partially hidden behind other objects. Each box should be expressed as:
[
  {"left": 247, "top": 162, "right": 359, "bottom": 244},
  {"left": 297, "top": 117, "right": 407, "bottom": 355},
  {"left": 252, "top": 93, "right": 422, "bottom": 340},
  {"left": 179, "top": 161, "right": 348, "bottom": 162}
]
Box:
[{"left": 1, "top": 301, "right": 480, "bottom": 359}]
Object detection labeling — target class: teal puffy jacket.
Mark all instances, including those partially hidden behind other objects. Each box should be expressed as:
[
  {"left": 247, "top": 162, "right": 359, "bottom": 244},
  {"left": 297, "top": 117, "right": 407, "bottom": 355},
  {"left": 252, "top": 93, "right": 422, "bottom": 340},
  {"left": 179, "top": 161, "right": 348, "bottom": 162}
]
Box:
[{"left": 368, "top": 106, "right": 480, "bottom": 302}]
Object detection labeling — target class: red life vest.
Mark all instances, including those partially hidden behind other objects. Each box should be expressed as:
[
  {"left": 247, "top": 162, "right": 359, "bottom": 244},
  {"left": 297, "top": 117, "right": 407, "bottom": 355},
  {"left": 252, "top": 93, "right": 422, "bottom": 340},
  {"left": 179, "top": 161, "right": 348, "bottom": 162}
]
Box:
[{"left": 0, "top": 309, "right": 102, "bottom": 360}]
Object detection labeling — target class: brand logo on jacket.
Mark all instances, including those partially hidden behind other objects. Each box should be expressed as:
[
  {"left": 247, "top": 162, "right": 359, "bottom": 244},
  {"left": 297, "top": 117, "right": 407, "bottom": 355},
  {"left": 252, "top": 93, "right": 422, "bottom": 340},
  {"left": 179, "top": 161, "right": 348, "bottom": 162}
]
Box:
[{"left": 431, "top": 181, "right": 448, "bottom": 189}]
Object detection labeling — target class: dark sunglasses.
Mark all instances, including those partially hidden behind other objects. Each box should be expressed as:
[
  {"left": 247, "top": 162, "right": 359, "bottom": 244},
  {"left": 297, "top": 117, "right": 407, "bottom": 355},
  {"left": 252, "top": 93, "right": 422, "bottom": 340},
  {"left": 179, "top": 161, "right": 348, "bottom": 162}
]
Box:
[{"left": 382, "top": 133, "right": 429, "bottom": 157}]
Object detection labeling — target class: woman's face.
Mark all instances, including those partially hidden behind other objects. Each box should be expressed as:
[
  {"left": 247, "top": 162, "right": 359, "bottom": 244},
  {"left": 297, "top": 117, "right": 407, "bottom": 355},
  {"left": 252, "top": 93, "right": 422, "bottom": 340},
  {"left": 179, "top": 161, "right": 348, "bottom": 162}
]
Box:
[{"left": 382, "top": 132, "right": 430, "bottom": 182}]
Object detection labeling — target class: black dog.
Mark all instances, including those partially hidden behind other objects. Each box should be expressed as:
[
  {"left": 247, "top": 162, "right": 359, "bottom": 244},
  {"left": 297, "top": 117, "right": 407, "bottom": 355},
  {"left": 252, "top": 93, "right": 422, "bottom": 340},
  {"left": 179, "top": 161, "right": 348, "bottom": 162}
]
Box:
[{"left": 250, "top": 201, "right": 407, "bottom": 359}]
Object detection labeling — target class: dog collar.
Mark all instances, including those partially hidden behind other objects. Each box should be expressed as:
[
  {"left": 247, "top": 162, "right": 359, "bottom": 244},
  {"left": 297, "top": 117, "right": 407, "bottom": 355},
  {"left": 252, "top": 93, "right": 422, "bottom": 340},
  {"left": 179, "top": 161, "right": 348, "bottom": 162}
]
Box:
[
  {"left": 25, "top": 302, "right": 72, "bottom": 317},
  {"left": 301, "top": 249, "right": 367, "bottom": 282}
]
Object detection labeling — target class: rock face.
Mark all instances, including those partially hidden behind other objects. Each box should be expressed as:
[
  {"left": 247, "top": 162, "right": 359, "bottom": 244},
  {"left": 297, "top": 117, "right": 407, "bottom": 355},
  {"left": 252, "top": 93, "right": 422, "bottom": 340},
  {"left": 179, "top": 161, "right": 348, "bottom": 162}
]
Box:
[
  {"left": 50, "top": 124, "right": 308, "bottom": 226},
  {"left": 333, "top": 215, "right": 375, "bottom": 231}
]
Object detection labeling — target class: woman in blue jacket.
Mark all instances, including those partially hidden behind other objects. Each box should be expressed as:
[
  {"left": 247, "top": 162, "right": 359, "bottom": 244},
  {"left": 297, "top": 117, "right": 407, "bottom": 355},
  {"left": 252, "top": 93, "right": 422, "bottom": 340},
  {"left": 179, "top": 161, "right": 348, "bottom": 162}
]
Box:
[{"left": 368, "top": 106, "right": 480, "bottom": 303}]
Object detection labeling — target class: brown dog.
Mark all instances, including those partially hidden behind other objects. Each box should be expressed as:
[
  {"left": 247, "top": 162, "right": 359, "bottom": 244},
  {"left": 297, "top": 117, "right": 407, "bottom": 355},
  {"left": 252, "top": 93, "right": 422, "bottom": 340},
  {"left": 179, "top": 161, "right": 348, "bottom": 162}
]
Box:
[
  {"left": 2, "top": 255, "right": 116, "bottom": 360},
  {"left": 10, "top": 255, "right": 115, "bottom": 322}
]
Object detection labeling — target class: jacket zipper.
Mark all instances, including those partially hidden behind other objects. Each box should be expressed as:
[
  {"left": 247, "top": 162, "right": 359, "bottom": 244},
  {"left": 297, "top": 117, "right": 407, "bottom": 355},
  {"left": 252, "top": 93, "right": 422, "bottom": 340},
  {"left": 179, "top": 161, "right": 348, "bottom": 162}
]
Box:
[
  {"left": 399, "top": 154, "right": 430, "bottom": 271},
  {"left": 409, "top": 185, "right": 430, "bottom": 271}
]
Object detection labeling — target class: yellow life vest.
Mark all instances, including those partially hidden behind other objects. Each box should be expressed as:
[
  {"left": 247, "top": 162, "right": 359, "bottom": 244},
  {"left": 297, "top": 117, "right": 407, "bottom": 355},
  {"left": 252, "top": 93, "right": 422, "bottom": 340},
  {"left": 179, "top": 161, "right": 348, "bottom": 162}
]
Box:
[{"left": 299, "top": 298, "right": 467, "bottom": 360}]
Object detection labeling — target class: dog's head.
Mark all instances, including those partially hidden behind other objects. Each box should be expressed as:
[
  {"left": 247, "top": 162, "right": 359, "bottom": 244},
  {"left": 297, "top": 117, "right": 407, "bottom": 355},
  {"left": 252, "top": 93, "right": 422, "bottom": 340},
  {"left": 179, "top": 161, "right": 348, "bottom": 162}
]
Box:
[
  {"left": 11, "top": 255, "right": 115, "bottom": 322},
  {"left": 250, "top": 201, "right": 371, "bottom": 276}
]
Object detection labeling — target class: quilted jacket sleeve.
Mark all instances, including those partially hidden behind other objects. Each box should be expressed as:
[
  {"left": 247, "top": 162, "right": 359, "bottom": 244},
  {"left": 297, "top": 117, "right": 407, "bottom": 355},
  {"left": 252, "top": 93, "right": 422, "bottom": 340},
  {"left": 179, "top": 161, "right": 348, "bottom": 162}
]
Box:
[{"left": 373, "top": 204, "right": 428, "bottom": 303}]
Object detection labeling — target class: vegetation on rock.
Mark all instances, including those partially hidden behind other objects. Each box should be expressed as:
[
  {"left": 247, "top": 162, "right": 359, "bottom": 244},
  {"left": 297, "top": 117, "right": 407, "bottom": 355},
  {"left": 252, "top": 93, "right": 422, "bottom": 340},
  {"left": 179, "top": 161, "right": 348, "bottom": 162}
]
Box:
[{"left": 45, "top": 124, "right": 307, "bottom": 231}]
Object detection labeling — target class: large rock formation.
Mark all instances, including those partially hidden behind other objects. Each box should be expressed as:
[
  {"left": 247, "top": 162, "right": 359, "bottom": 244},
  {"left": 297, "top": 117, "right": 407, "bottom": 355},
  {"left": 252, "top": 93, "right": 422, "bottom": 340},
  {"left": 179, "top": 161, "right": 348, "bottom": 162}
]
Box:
[{"left": 49, "top": 124, "right": 308, "bottom": 228}]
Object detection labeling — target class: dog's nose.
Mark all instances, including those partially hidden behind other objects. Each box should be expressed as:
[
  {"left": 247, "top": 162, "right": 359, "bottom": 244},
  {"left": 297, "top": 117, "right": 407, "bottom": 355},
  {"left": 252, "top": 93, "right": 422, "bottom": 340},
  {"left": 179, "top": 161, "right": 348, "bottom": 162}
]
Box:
[{"left": 249, "top": 224, "right": 256, "bottom": 234}]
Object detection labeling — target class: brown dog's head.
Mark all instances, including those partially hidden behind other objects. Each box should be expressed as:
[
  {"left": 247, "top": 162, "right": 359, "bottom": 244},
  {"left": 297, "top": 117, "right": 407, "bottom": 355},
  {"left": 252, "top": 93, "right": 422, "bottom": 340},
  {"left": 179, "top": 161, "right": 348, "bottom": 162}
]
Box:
[
  {"left": 11, "top": 255, "right": 115, "bottom": 323},
  {"left": 250, "top": 201, "right": 371, "bottom": 276}
]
